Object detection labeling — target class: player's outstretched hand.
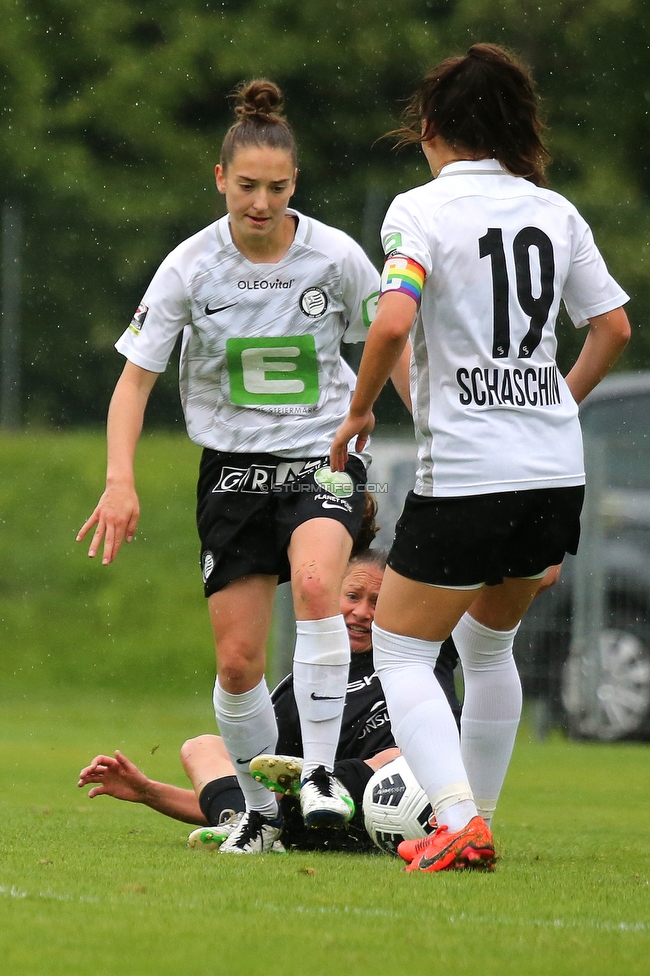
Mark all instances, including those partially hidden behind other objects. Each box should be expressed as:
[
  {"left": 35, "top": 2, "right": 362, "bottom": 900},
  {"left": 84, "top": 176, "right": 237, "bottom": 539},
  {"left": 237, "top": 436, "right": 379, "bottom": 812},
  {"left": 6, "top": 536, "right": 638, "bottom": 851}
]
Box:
[
  {"left": 78, "top": 750, "right": 150, "bottom": 803},
  {"left": 330, "top": 411, "right": 375, "bottom": 472},
  {"left": 76, "top": 483, "right": 140, "bottom": 565}
]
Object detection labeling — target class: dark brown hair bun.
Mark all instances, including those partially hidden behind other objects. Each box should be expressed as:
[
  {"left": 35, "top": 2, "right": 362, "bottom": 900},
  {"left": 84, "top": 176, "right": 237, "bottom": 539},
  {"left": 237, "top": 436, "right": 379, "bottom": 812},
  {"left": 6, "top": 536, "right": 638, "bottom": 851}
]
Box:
[
  {"left": 220, "top": 78, "right": 297, "bottom": 169},
  {"left": 234, "top": 79, "right": 285, "bottom": 123}
]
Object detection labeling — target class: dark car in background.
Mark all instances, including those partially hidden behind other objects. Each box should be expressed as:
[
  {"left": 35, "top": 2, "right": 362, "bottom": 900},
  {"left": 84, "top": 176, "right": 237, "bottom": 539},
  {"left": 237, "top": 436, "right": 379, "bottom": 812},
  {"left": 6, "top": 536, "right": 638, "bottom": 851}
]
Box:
[{"left": 515, "top": 371, "right": 650, "bottom": 740}]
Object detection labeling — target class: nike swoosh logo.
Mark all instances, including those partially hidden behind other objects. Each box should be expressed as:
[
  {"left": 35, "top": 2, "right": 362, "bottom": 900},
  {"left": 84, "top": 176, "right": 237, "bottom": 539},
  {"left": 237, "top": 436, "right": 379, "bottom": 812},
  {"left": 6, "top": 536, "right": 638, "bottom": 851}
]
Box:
[
  {"left": 310, "top": 693, "right": 344, "bottom": 701},
  {"left": 236, "top": 756, "right": 256, "bottom": 765},
  {"left": 205, "top": 301, "right": 238, "bottom": 315},
  {"left": 321, "top": 501, "right": 348, "bottom": 510}
]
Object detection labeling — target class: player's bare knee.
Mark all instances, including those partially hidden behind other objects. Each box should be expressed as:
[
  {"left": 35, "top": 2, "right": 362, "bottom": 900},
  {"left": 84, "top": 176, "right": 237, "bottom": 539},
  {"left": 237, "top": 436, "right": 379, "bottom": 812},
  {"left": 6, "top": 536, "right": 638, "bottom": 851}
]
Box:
[
  {"left": 292, "top": 572, "right": 336, "bottom": 618},
  {"left": 181, "top": 733, "right": 228, "bottom": 778},
  {"left": 180, "top": 734, "right": 213, "bottom": 770},
  {"left": 217, "top": 657, "right": 266, "bottom": 692}
]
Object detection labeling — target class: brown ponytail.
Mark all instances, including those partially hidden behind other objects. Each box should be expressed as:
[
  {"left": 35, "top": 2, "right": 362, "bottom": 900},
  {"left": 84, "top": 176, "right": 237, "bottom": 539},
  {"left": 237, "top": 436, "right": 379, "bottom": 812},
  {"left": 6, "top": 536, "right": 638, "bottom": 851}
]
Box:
[
  {"left": 350, "top": 490, "right": 380, "bottom": 556},
  {"left": 220, "top": 79, "right": 298, "bottom": 170},
  {"left": 392, "top": 43, "right": 551, "bottom": 186}
]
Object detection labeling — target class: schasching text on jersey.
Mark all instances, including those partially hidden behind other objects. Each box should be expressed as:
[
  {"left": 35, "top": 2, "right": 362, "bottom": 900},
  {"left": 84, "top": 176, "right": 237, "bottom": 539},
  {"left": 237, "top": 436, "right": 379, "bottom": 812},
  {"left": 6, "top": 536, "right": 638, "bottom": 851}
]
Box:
[{"left": 456, "top": 365, "right": 561, "bottom": 407}]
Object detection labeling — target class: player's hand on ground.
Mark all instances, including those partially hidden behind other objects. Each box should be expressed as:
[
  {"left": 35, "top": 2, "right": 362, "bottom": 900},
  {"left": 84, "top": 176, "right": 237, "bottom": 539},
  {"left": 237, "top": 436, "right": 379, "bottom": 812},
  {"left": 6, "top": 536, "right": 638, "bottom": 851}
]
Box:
[
  {"left": 330, "top": 411, "right": 375, "bottom": 471},
  {"left": 78, "top": 750, "right": 150, "bottom": 803},
  {"left": 76, "top": 483, "right": 140, "bottom": 565}
]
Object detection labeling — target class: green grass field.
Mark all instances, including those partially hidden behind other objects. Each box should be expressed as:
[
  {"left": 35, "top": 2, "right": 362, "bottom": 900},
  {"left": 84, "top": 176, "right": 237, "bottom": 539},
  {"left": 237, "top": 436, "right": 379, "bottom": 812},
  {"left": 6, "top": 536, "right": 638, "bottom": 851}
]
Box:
[
  {"left": 1, "top": 432, "right": 649, "bottom": 974},
  {"left": 1, "top": 697, "right": 649, "bottom": 976}
]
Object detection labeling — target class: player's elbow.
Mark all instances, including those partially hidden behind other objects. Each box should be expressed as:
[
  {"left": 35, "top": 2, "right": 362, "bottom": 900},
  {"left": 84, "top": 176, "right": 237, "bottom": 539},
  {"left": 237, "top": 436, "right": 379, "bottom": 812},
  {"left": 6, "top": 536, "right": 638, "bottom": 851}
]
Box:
[{"left": 591, "top": 307, "right": 632, "bottom": 350}]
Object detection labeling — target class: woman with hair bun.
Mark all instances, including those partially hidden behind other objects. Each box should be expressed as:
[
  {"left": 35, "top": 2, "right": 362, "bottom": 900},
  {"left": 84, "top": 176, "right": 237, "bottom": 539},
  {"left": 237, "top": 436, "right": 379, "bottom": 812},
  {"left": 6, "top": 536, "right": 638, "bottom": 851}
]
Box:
[
  {"left": 79, "top": 79, "right": 405, "bottom": 854},
  {"left": 331, "top": 44, "right": 631, "bottom": 873}
]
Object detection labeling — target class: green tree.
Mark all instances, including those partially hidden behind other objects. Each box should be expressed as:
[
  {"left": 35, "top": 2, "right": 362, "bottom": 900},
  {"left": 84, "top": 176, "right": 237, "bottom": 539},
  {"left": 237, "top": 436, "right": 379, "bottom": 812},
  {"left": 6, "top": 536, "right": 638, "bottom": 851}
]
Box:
[{"left": 0, "top": 0, "right": 647, "bottom": 428}]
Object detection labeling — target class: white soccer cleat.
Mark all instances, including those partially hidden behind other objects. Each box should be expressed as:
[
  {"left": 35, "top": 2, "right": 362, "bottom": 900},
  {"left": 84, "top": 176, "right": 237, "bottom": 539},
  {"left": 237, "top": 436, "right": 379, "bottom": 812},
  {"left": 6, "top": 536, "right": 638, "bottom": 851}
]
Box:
[
  {"left": 187, "top": 810, "right": 243, "bottom": 851},
  {"left": 219, "top": 809, "right": 284, "bottom": 854},
  {"left": 249, "top": 754, "right": 303, "bottom": 796},
  {"left": 300, "top": 766, "right": 355, "bottom": 828}
]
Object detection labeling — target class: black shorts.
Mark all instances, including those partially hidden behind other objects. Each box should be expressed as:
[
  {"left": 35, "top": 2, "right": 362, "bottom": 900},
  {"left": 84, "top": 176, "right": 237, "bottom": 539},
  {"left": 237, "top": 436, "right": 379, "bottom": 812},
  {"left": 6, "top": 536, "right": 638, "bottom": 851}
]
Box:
[
  {"left": 388, "top": 486, "right": 585, "bottom": 588},
  {"left": 197, "top": 450, "right": 367, "bottom": 597}
]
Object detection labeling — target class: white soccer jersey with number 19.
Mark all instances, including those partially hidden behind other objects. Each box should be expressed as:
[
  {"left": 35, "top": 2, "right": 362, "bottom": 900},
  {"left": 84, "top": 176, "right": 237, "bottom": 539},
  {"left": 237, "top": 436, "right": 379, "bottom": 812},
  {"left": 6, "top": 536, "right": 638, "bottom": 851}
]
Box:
[
  {"left": 115, "top": 209, "right": 379, "bottom": 457},
  {"left": 380, "top": 159, "right": 629, "bottom": 497}
]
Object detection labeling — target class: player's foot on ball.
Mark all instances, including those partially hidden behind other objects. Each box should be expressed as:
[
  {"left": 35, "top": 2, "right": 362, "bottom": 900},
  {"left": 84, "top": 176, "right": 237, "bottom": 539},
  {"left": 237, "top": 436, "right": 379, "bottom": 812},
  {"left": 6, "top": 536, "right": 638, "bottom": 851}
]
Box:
[
  {"left": 402, "top": 816, "right": 495, "bottom": 873},
  {"left": 300, "top": 766, "right": 355, "bottom": 828},
  {"left": 249, "top": 754, "right": 303, "bottom": 796},
  {"left": 219, "top": 808, "right": 284, "bottom": 854},
  {"left": 187, "top": 809, "right": 244, "bottom": 851}
]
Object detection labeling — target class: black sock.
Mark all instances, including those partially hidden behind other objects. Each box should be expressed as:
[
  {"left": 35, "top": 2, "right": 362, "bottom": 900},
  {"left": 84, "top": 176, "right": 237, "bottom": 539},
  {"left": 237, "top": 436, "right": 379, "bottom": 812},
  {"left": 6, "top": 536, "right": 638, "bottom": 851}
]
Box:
[{"left": 198, "top": 776, "right": 246, "bottom": 825}]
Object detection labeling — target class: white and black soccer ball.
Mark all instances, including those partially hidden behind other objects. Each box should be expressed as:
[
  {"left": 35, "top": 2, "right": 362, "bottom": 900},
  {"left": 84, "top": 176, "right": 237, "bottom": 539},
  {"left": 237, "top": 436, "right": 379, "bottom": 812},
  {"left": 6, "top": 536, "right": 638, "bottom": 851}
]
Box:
[{"left": 363, "top": 756, "right": 435, "bottom": 855}]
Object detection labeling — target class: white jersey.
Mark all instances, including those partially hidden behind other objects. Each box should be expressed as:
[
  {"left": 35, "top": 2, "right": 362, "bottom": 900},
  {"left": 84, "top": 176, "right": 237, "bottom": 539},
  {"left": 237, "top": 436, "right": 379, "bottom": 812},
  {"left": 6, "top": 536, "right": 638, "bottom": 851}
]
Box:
[
  {"left": 380, "top": 159, "right": 629, "bottom": 497},
  {"left": 116, "top": 209, "right": 379, "bottom": 457}
]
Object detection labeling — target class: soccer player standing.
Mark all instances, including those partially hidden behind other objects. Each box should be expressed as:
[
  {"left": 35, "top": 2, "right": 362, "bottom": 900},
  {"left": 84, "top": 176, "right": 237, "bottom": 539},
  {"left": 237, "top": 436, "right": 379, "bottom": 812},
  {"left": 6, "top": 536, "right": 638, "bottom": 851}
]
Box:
[
  {"left": 78, "top": 80, "right": 405, "bottom": 853},
  {"left": 331, "top": 44, "right": 630, "bottom": 872}
]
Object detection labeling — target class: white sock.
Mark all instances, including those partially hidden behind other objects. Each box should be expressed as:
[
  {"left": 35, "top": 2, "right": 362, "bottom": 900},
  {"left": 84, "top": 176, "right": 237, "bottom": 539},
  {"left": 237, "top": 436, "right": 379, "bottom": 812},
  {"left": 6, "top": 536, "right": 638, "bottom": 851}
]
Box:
[
  {"left": 454, "top": 612, "right": 523, "bottom": 825},
  {"left": 373, "top": 624, "right": 477, "bottom": 831},
  {"left": 213, "top": 677, "right": 279, "bottom": 817},
  {"left": 293, "top": 614, "right": 350, "bottom": 779}
]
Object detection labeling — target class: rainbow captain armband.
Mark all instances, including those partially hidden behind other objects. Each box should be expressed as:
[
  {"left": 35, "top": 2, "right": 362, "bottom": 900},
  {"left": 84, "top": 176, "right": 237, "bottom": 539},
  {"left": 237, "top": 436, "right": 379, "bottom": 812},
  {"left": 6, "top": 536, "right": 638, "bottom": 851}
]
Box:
[{"left": 380, "top": 255, "right": 426, "bottom": 304}]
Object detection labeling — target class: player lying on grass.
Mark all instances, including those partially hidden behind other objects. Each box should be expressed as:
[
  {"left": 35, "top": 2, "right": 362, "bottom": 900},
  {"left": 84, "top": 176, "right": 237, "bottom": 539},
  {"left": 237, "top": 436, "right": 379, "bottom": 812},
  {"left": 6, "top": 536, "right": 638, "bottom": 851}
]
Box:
[{"left": 78, "top": 549, "right": 460, "bottom": 853}]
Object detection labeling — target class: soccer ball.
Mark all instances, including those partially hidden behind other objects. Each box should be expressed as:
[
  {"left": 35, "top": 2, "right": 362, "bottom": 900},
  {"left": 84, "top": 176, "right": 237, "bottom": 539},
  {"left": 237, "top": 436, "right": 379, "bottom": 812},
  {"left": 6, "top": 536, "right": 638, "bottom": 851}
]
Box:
[{"left": 363, "top": 756, "right": 435, "bottom": 855}]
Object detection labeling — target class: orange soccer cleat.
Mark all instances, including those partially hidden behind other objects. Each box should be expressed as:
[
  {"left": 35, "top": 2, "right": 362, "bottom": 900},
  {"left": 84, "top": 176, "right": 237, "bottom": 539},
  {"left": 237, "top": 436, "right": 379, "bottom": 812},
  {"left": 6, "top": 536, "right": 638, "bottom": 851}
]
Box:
[{"left": 401, "top": 816, "right": 496, "bottom": 873}]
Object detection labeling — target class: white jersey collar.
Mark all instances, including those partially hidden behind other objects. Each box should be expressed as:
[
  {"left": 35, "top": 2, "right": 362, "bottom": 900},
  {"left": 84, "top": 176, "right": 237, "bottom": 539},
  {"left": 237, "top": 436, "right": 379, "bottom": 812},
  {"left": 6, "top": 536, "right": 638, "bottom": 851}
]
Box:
[
  {"left": 436, "top": 159, "right": 509, "bottom": 179},
  {"left": 213, "top": 208, "right": 309, "bottom": 252}
]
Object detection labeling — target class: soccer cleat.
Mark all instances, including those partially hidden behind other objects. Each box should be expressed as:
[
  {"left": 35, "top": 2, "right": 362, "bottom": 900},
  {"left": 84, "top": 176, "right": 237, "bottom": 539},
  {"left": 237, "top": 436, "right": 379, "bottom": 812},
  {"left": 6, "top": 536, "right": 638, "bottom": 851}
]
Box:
[
  {"left": 396, "top": 816, "right": 440, "bottom": 864},
  {"left": 300, "top": 766, "right": 355, "bottom": 828},
  {"left": 218, "top": 808, "right": 284, "bottom": 854},
  {"left": 187, "top": 810, "right": 243, "bottom": 852},
  {"left": 402, "top": 816, "right": 495, "bottom": 873},
  {"left": 249, "top": 754, "right": 303, "bottom": 796},
  {"left": 397, "top": 817, "right": 438, "bottom": 861}
]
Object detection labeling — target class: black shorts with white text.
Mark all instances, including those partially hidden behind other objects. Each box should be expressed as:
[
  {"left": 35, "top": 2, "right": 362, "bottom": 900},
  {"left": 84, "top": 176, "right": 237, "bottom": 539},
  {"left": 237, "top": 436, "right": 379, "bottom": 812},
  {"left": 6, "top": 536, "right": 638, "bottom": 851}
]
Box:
[{"left": 197, "top": 450, "right": 367, "bottom": 597}]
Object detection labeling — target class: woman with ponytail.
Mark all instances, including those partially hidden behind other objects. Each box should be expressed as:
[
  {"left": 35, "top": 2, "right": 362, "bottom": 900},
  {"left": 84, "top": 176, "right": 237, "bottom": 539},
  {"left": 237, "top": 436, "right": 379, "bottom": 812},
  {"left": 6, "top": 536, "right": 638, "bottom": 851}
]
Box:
[
  {"left": 331, "top": 44, "right": 631, "bottom": 873},
  {"left": 79, "top": 80, "right": 404, "bottom": 854}
]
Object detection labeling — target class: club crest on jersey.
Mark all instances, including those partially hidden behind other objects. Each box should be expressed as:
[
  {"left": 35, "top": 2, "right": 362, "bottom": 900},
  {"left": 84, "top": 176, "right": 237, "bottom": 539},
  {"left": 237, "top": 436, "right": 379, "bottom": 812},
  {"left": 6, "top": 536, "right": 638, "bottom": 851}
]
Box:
[
  {"left": 128, "top": 304, "right": 148, "bottom": 335},
  {"left": 202, "top": 550, "right": 215, "bottom": 583},
  {"left": 299, "top": 287, "right": 328, "bottom": 318},
  {"left": 212, "top": 465, "right": 276, "bottom": 493},
  {"left": 314, "top": 466, "right": 354, "bottom": 498}
]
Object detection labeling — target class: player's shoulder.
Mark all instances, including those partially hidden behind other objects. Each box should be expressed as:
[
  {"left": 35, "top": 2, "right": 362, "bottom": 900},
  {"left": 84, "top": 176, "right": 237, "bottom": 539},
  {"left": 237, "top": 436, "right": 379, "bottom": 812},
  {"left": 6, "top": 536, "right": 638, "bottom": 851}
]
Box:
[
  {"left": 384, "top": 180, "right": 448, "bottom": 228},
  {"left": 158, "top": 219, "right": 227, "bottom": 274},
  {"left": 294, "top": 210, "right": 368, "bottom": 262},
  {"left": 523, "top": 181, "right": 580, "bottom": 211}
]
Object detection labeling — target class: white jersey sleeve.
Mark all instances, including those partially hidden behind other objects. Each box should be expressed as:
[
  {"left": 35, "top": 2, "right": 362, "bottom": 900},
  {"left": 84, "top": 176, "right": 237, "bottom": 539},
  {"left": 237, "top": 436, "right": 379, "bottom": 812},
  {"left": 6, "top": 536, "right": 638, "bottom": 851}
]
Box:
[
  {"left": 339, "top": 237, "right": 380, "bottom": 342},
  {"left": 381, "top": 195, "right": 432, "bottom": 274},
  {"left": 115, "top": 249, "right": 193, "bottom": 373},
  {"left": 562, "top": 212, "right": 630, "bottom": 328}
]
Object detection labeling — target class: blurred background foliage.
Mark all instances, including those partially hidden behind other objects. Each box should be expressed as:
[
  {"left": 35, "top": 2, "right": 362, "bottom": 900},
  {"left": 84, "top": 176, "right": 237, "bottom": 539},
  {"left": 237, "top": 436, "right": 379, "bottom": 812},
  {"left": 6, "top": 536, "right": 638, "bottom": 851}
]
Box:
[{"left": 1, "top": 0, "right": 649, "bottom": 429}]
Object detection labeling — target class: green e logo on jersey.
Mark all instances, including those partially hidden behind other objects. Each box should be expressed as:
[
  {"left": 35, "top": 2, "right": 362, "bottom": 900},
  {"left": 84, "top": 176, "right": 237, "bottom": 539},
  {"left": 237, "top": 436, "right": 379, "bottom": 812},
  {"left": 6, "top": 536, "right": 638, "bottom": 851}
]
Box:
[
  {"left": 384, "top": 232, "right": 403, "bottom": 253},
  {"left": 362, "top": 291, "right": 379, "bottom": 328},
  {"left": 226, "top": 335, "right": 320, "bottom": 405}
]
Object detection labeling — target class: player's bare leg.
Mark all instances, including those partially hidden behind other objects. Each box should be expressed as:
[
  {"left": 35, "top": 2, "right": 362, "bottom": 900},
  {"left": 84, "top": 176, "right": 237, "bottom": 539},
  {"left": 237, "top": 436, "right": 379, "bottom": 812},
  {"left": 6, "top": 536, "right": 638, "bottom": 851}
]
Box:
[{"left": 180, "top": 734, "right": 236, "bottom": 796}]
